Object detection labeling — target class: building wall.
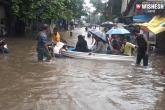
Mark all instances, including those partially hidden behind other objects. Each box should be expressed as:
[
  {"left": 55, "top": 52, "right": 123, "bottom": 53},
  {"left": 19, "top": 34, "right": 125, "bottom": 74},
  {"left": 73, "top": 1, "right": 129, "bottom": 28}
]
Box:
[
  {"left": 0, "top": 6, "right": 5, "bottom": 36},
  {"left": 156, "top": 31, "right": 165, "bottom": 49},
  {"left": 117, "top": 0, "right": 131, "bottom": 29},
  {"left": 121, "top": 0, "right": 130, "bottom": 13}
]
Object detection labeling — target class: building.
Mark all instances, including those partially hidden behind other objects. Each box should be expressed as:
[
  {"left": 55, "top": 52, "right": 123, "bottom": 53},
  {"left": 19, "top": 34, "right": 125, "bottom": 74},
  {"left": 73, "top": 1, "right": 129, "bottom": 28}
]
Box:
[
  {"left": 118, "top": 0, "right": 165, "bottom": 49},
  {"left": 0, "top": 4, "right": 6, "bottom": 36}
]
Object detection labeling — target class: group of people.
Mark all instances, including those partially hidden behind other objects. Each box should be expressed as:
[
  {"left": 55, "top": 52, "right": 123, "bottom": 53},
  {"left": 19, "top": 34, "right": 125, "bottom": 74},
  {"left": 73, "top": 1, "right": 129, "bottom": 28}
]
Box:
[
  {"left": 36, "top": 24, "right": 68, "bottom": 61},
  {"left": 103, "top": 26, "right": 149, "bottom": 66},
  {"left": 73, "top": 26, "right": 149, "bottom": 66},
  {"left": 36, "top": 24, "right": 149, "bottom": 67}
]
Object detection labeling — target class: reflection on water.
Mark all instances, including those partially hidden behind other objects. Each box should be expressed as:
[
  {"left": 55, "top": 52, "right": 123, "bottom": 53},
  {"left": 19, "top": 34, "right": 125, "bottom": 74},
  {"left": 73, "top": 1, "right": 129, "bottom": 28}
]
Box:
[{"left": 0, "top": 28, "right": 165, "bottom": 110}]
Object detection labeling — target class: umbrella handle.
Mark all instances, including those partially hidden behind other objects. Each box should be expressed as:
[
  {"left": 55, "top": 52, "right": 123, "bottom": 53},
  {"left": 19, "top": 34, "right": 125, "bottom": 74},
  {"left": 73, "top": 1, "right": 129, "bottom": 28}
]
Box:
[
  {"left": 52, "top": 43, "right": 55, "bottom": 59},
  {"left": 107, "top": 37, "right": 114, "bottom": 51}
]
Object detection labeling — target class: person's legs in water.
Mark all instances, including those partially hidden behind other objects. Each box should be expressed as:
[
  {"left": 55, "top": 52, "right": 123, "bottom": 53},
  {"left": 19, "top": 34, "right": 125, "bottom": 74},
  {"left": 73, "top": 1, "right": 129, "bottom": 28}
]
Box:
[
  {"left": 143, "top": 54, "right": 148, "bottom": 66},
  {"left": 136, "top": 52, "right": 143, "bottom": 65},
  {"left": 38, "top": 50, "right": 51, "bottom": 61}
]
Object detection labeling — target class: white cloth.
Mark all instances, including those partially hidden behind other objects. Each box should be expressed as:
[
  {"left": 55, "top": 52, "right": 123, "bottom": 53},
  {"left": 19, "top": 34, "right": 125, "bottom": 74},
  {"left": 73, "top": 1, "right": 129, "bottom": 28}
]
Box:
[
  {"left": 53, "top": 42, "right": 65, "bottom": 54},
  {"left": 85, "top": 36, "right": 95, "bottom": 49}
]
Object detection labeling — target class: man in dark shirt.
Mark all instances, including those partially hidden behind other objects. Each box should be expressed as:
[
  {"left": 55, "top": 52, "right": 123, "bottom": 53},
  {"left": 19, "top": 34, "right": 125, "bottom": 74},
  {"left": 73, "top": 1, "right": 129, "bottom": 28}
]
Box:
[
  {"left": 132, "top": 29, "right": 149, "bottom": 66},
  {"left": 36, "top": 24, "right": 51, "bottom": 61}
]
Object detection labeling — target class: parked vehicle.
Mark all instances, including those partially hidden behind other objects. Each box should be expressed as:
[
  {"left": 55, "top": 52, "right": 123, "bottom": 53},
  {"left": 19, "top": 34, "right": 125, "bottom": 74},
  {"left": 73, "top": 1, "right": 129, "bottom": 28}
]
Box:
[{"left": 0, "top": 39, "right": 9, "bottom": 53}]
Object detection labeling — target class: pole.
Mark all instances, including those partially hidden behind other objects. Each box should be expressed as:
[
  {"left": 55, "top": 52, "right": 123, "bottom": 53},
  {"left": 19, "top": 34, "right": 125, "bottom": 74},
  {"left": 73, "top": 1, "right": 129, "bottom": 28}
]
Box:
[
  {"left": 126, "top": 0, "right": 128, "bottom": 15},
  {"left": 37, "top": 16, "right": 38, "bottom": 31},
  {"left": 110, "top": 0, "right": 113, "bottom": 21}
]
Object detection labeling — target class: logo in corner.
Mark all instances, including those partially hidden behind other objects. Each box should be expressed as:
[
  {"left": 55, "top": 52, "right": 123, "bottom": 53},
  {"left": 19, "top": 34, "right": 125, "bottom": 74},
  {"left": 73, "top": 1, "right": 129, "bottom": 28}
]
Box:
[{"left": 136, "top": 4, "right": 141, "bottom": 10}]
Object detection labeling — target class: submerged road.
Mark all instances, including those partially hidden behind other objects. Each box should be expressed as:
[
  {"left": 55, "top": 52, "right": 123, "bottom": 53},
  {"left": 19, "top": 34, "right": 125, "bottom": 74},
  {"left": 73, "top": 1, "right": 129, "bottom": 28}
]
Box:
[{"left": 0, "top": 27, "right": 165, "bottom": 110}]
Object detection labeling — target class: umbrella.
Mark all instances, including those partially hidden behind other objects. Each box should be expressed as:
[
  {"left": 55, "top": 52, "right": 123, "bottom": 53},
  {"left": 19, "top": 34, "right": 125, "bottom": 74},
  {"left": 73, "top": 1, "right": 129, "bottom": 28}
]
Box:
[
  {"left": 106, "top": 29, "right": 130, "bottom": 34},
  {"left": 101, "top": 21, "right": 114, "bottom": 27},
  {"left": 70, "top": 22, "right": 78, "bottom": 25},
  {"left": 88, "top": 29, "right": 107, "bottom": 42},
  {"left": 138, "top": 15, "right": 165, "bottom": 34},
  {"left": 73, "top": 22, "right": 78, "bottom": 25}
]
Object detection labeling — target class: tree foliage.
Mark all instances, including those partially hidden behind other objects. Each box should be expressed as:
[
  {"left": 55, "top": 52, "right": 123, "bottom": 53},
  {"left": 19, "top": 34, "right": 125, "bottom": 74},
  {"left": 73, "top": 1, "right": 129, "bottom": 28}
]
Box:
[
  {"left": 0, "top": 0, "right": 87, "bottom": 21},
  {"left": 65, "top": 0, "right": 87, "bottom": 19},
  {"left": 90, "top": 0, "right": 122, "bottom": 22}
]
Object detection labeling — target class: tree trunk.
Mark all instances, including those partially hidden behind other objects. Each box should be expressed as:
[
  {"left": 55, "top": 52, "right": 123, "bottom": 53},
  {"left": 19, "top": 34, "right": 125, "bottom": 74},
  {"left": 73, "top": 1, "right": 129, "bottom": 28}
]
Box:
[
  {"left": 4, "top": 4, "right": 11, "bottom": 36},
  {"left": 63, "top": 20, "right": 68, "bottom": 30},
  {"left": 16, "top": 19, "right": 25, "bottom": 37}
]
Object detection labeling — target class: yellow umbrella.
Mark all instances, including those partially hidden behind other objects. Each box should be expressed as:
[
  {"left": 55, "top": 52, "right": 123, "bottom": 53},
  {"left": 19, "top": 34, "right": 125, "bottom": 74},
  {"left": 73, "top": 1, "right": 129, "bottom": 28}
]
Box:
[{"left": 138, "top": 15, "right": 165, "bottom": 34}]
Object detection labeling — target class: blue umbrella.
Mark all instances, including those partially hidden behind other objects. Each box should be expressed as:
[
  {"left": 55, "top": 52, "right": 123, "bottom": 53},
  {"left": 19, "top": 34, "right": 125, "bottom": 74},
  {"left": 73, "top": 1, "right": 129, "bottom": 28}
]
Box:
[{"left": 106, "top": 29, "right": 130, "bottom": 34}]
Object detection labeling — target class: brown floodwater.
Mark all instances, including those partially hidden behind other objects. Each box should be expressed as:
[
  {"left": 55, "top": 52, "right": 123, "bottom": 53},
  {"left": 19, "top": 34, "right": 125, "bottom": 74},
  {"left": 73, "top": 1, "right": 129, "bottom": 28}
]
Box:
[{"left": 0, "top": 27, "right": 165, "bottom": 110}]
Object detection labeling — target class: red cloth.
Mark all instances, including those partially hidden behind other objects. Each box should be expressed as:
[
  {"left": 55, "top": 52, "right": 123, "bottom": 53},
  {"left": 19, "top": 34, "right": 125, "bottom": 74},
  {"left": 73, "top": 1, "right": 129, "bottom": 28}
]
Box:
[{"left": 111, "top": 34, "right": 120, "bottom": 39}]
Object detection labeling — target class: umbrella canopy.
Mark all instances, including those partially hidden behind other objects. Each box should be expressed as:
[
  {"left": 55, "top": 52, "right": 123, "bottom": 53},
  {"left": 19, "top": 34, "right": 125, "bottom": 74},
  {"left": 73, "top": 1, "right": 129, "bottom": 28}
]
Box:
[
  {"left": 101, "top": 21, "right": 114, "bottom": 27},
  {"left": 88, "top": 29, "right": 107, "bottom": 42},
  {"left": 106, "top": 29, "right": 130, "bottom": 34},
  {"left": 138, "top": 15, "right": 165, "bottom": 34}
]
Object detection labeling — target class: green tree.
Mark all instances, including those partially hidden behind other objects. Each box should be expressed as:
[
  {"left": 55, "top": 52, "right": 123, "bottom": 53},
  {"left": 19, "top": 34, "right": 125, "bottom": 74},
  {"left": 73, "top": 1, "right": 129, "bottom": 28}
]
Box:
[
  {"left": 0, "top": 0, "right": 87, "bottom": 21},
  {"left": 90, "top": 0, "right": 122, "bottom": 22},
  {"left": 64, "top": 0, "right": 87, "bottom": 20},
  {"left": 0, "top": 0, "right": 88, "bottom": 35},
  {"left": 0, "top": 0, "right": 72, "bottom": 21}
]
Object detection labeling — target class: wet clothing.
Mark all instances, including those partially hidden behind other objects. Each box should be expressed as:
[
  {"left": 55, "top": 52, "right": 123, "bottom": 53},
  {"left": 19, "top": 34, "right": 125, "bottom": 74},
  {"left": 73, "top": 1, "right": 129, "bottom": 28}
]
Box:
[
  {"left": 36, "top": 31, "right": 47, "bottom": 52},
  {"left": 52, "top": 32, "right": 60, "bottom": 43},
  {"left": 136, "top": 34, "right": 148, "bottom": 66},
  {"left": 120, "top": 42, "right": 136, "bottom": 56},
  {"left": 36, "top": 31, "right": 48, "bottom": 61},
  {"left": 93, "top": 40, "right": 106, "bottom": 54},
  {"left": 37, "top": 50, "right": 48, "bottom": 61},
  {"left": 111, "top": 39, "right": 120, "bottom": 50},
  {"left": 136, "top": 51, "right": 148, "bottom": 66},
  {"left": 136, "top": 34, "right": 147, "bottom": 52},
  {"left": 74, "top": 36, "right": 88, "bottom": 52}
]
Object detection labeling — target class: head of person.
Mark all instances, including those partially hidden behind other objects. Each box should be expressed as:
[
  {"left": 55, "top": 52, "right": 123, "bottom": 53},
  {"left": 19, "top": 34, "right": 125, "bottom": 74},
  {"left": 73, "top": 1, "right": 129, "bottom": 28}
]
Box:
[
  {"left": 92, "top": 34, "right": 104, "bottom": 43},
  {"left": 108, "top": 27, "right": 111, "bottom": 30},
  {"left": 113, "top": 35, "right": 118, "bottom": 40},
  {"left": 53, "top": 27, "right": 58, "bottom": 34},
  {"left": 42, "top": 24, "right": 49, "bottom": 33},
  {"left": 105, "top": 27, "right": 110, "bottom": 32},
  {"left": 129, "top": 24, "right": 134, "bottom": 29},
  {"left": 78, "top": 35, "right": 84, "bottom": 41},
  {"left": 104, "top": 28, "right": 106, "bottom": 32},
  {"left": 61, "top": 39, "right": 67, "bottom": 45},
  {"left": 122, "top": 36, "right": 127, "bottom": 44},
  {"left": 131, "top": 29, "right": 139, "bottom": 36}
]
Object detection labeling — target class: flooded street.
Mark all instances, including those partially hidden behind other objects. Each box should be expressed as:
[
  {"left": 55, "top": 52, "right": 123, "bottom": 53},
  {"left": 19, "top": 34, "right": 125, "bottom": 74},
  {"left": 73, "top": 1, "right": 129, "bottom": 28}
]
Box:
[{"left": 0, "top": 27, "right": 165, "bottom": 110}]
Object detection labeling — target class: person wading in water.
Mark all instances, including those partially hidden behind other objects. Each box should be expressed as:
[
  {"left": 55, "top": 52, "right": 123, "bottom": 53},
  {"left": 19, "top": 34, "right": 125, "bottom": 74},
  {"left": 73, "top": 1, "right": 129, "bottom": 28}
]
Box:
[
  {"left": 131, "top": 29, "right": 149, "bottom": 66},
  {"left": 36, "top": 24, "right": 52, "bottom": 61}
]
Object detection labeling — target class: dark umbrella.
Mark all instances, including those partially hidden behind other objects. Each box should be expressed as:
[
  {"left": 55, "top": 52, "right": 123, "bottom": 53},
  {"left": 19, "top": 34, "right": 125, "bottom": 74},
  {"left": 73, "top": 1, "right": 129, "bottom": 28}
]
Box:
[
  {"left": 101, "top": 21, "right": 114, "bottom": 27},
  {"left": 88, "top": 29, "right": 107, "bottom": 42}
]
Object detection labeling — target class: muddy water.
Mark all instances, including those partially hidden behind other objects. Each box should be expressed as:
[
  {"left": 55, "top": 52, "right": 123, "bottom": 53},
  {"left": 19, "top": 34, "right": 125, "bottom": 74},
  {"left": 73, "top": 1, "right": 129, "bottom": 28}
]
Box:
[{"left": 0, "top": 28, "right": 165, "bottom": 110}]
